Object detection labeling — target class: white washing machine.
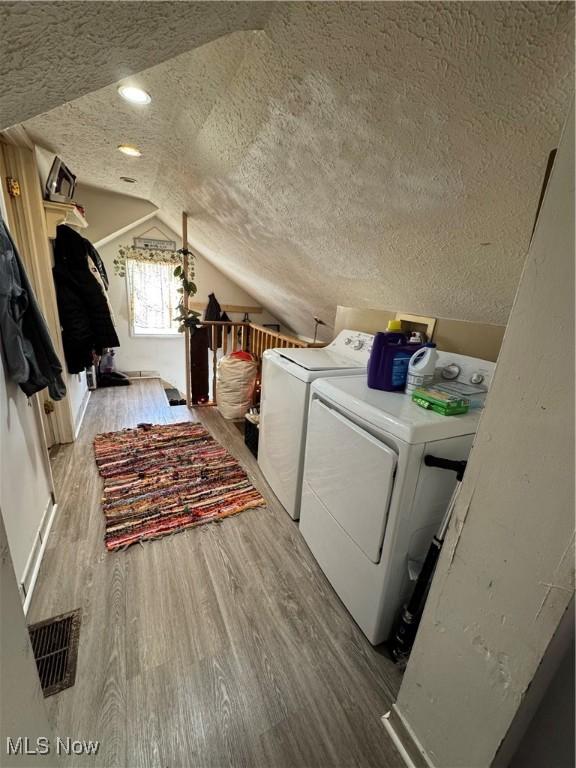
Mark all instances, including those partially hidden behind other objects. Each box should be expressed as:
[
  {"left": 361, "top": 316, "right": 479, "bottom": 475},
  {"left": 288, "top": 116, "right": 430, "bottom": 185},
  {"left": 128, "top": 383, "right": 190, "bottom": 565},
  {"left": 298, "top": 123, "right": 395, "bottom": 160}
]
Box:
[
  {"left": 299, "top": 352, "right": 495, "bottom": 645},
  {"left": 258, "top": 330, "right": 374, "bottom": 520}
]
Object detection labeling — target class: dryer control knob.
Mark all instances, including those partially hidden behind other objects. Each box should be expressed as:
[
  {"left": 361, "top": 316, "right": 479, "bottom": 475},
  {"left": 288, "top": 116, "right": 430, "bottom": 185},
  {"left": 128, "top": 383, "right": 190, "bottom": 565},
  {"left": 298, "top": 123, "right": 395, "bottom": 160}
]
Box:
[
  {"left": 441, "top": 363, "right": 461, "bottom": 380},
  {"left": 470, "top": 372, "right": 484, "bottom": 385},
  {"left": 353, "top": 340, "right": 364, "bottom": 350}
]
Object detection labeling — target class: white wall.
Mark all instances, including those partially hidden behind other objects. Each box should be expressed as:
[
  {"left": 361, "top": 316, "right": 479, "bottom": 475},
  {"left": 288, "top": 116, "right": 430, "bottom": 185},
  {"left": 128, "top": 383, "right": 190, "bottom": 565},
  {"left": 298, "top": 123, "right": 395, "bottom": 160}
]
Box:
[
  {"left": 394, "top": 108, "right": 574, "bottom": 767},
  {"left": 98, "top": 217, "right": 280, "bottom": 393},
  {"left": 99, "top": 220, "right": 185, "bottom": 391},
  {"left": 0, "top": 513, "right": 59, "bottom": 767},
  {"left": 75, "top": 182, "right": 157, "bottom": 246},
  {"left": 0, "top": 353, "right": 53, "bottom": 586}
]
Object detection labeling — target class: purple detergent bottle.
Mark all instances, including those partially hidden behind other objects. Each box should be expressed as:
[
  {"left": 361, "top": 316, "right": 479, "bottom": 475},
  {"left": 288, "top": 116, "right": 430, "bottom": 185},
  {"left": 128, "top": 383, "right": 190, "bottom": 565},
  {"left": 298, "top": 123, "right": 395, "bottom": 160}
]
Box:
[{"left": 367, "top": 321, "right": 422, "bottom": 391}]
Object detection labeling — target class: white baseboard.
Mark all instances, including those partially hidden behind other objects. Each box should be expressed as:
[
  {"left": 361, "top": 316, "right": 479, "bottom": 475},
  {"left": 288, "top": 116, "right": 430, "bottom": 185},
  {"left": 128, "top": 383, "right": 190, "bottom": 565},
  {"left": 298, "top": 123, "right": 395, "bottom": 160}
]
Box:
[
  {"left": 74, "top": 388, "right": 91, "bottom": 439},
  {"left": 21, "top": 499, "right": 58, "bottom": 615},
  {"left": 124, "top": 370, "right": 161, "bottom": 379},
  {"left": 382, "top": 711, "right": 419, "bottom": 768},
  {"left": 381, "top": 705, "right": 435, "bottom": 768}
]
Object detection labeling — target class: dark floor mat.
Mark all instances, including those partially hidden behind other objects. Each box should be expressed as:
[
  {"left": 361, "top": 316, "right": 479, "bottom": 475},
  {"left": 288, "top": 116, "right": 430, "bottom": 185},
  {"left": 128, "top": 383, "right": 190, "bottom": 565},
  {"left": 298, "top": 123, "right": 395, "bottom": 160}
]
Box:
[
  {"left": 164, "top": 387, "right": 186, "bottom": 406},
  {"left": 28, "top": 609, "right": 81, "bottom": 697}
]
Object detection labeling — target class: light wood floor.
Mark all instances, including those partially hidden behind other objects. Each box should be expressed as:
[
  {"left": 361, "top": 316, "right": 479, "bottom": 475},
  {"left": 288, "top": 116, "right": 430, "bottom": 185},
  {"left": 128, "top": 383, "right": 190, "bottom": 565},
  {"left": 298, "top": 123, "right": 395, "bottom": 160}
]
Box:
[{"left": 29, "top": 379, "right": 403, "bottom": 768}]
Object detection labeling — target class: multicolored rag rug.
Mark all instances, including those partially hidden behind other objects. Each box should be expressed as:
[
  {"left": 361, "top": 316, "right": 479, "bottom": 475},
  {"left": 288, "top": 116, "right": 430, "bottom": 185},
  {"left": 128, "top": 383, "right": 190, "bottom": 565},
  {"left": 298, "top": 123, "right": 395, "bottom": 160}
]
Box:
[{"left": 93, "top": 421, "right": 266, "bottom": 551}]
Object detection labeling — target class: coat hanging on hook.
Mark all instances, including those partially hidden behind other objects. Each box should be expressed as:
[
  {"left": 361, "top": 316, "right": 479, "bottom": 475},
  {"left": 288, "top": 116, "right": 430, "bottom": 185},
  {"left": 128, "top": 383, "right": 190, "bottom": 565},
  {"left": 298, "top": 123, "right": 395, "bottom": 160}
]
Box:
[
  {"left": 53, "top": 225, "right": 119, "bottom": 373},
  {"left": 0, "top": 216, "right": 66, "bottom": 399}
]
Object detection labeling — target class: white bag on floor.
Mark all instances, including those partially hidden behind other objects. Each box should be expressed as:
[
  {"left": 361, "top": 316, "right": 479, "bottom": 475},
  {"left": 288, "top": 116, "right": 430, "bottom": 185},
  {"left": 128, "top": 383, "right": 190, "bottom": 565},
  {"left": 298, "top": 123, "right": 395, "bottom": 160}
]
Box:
[{"left": 216, "top": 352, "right": 258, "bottom": 420}]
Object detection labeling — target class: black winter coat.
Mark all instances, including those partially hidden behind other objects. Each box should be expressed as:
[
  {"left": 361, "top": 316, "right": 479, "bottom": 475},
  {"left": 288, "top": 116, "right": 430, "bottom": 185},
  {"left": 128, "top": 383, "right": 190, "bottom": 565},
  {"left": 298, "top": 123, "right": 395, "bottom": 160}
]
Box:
[{"left": 53, "top": 225, "right": 119, "bottom": 374}]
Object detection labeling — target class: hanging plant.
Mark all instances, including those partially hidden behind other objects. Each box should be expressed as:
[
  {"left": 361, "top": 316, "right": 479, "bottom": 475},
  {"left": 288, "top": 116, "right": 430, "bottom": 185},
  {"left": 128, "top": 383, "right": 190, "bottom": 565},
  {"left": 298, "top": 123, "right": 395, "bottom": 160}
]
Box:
[
  {"left": 113, "top": 245, "right": 183, "bottom": 278},
  {"left": 173, "top": 248, "right": 201, "bottom": 333}
]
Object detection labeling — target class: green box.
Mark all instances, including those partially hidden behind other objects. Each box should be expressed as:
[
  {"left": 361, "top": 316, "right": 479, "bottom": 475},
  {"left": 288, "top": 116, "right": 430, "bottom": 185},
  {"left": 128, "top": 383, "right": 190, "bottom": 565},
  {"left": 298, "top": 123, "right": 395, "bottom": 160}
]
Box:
[{"left": 412, "top": 387, "right": 470, "bottom": 416}]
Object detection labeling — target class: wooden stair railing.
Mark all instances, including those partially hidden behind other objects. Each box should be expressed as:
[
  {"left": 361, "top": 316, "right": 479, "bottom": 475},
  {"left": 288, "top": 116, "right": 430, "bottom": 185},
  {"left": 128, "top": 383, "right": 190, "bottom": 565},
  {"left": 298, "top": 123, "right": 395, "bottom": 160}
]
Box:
[{"left": 197, "top": 321, "right": 324, "bottom": 405}]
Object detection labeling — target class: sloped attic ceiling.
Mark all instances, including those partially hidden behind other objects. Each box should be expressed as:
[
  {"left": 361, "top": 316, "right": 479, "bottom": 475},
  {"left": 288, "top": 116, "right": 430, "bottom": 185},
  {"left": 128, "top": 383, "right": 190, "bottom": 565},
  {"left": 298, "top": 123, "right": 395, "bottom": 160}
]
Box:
[
  {"left": 13, "top": 2, "right": 575, "bottom": 338},
  {"left": 0, "top": 1, "right": 273, "bottom": 128}
]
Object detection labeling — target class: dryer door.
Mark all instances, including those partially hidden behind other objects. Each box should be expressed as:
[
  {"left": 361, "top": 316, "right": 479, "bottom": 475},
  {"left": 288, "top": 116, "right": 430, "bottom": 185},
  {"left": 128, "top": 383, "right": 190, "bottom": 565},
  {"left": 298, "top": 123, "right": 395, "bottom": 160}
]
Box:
[{"left": 304, "top": 398, "right": 397, "bottom": 563}]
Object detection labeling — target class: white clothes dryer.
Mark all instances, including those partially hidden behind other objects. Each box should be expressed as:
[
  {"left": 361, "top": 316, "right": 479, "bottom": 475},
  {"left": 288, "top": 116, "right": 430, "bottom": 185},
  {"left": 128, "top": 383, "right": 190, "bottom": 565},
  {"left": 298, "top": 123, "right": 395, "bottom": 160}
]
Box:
[{"left": 299, "top": 353, "right": 495, "bottom": 644}]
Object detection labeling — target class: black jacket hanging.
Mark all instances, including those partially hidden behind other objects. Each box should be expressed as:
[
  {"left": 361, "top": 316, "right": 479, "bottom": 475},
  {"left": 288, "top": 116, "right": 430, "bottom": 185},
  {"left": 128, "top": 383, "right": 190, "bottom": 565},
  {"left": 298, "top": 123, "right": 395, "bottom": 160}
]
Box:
[
  {"left": 0, "top": 215, "right": 66, "bottom": 400},
  {"left": 205, "top": 292, "right": 222, "bottom": 350},
  {"left": 53, "top": 225, "right": 119, "bottom": 374}
]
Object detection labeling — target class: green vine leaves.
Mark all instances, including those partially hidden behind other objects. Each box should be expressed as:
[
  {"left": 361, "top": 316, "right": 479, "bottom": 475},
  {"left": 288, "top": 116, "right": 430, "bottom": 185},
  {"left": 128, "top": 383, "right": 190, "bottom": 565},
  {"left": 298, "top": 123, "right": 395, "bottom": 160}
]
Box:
[
  {"left": 113, "top": 245, "right": 184, "bottom": 278},
  {"left": 173, "top": 248, "right": 201, "bottom": 333}
]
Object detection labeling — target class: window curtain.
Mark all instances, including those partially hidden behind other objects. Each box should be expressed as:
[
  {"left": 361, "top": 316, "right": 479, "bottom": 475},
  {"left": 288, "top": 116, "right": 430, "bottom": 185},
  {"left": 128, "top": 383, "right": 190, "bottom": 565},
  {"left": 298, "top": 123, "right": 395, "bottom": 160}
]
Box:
[{"left": 126, "top": 257, "right": 180, "bottom": 335}]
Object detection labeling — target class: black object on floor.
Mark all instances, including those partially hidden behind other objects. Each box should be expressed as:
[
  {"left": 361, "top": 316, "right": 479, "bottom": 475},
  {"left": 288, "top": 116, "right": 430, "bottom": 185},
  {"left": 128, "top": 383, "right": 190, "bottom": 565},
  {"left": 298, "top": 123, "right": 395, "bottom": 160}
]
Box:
[
  {"left": 164, "top": 387, "right": 186, "bottom": 406},
  {"left": 98, "top": 370, "right": 130, "bottom": 387},
  {"left": 28, "top": 609, "right": 82, "bottom": 697},
  {"left": 244, "top": 415, "right": 259, "bottom": 458}
]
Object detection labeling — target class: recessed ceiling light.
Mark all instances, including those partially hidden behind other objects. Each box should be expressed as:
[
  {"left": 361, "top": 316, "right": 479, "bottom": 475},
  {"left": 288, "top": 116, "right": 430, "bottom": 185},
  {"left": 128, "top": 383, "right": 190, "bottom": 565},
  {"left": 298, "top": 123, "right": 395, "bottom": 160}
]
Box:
[
  {"left": 118, "top": 85, "right": 151, "bottom": 105},
  {"left": 118, "top": 144, "right": 142, "bottom": 157},
  {"left": 120, "top": 176, "right": 137, "bottom": 183}
]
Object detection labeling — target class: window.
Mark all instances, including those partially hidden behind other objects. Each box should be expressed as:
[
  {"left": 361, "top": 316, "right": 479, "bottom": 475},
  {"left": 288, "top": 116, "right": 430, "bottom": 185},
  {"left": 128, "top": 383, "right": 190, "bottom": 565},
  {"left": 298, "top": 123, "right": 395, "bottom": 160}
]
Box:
[{"left": 126, "top": 258, "right": 181, "bottom": 336}]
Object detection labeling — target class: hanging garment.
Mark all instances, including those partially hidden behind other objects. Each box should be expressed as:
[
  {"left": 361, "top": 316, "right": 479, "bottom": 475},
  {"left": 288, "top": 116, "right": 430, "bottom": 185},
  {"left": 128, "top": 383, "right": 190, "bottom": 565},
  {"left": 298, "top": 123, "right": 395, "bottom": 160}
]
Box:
[
  {"left": 205, "top": 292, "right": 222, "bottom": 350},
  {"left": 0, "top": 215, "right": 66, "bottom": 400},
  {"left": 87, "top": 242, "right": 109, "bottom": 289},
  {"left": 220, "top": 310, "right": 231, "bottom": 349},
  {"left": 87, "top": 251, "right": 116, "bottom": 325},
  {"left": 53, "top": 225, "right": 119, "bottom": 373}
]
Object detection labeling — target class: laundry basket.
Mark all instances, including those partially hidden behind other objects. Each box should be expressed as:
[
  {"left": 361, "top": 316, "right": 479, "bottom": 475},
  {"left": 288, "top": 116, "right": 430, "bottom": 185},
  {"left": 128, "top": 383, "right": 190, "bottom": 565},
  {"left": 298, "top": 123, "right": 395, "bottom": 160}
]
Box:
[{"left": 216, "top": 351, "right": 258, "bottom": 420}]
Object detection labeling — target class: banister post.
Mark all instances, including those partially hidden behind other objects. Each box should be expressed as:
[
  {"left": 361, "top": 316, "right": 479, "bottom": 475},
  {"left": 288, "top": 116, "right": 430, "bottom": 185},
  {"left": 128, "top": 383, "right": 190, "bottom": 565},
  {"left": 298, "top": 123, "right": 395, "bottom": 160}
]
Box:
[{"left": 182, "top": 212, "right": 192, "bottom": 408}]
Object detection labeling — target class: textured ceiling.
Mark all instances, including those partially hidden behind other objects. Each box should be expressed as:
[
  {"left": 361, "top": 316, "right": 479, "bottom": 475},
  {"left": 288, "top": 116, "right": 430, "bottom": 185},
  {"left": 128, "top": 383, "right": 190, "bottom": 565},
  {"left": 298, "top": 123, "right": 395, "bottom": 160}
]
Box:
[
  {"left": 12, "top": 2, "right": 576, "bottom": 338},
  {"left": 0, "top": 1, "right": 272, "bottom": 128}
]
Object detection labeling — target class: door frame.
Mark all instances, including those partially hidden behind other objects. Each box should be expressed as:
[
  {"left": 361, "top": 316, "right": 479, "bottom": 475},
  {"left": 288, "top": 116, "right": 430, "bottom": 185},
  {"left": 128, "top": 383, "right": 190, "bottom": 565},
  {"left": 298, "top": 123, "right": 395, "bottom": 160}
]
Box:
[{"left": 0, "top": 129, "right": 75, "bottom": 445}]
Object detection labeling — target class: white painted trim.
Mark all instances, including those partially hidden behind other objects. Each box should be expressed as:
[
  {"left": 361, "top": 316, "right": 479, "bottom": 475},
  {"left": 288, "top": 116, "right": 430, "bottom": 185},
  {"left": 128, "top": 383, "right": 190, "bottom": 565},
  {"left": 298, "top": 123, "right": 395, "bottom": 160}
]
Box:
[
  {"left": 381, "top": 705, "right": 435, "bottom": 768},
  {"left": 93, "top": 210, "right": 158, "bottom": 249},
  {"left": 381, "top": 712, "right": 419, "bottom": 768},
  {"left": 1, "top": 125, "right": 35, "bottom": 149},
  {"left": 0, "top": 140, "right": 76, "bottom": 443},
  {"left": 22, "top": 501, "right": 58, "bottom": 615},
  {"left": 74, "top": 388, "right": 91, "bottom": 438},
  {"left": 20, "top": 498, "right": 51, "bottom": 594},
  {"left": 129, "top": 332, "right": 182, "bottom": 340}
]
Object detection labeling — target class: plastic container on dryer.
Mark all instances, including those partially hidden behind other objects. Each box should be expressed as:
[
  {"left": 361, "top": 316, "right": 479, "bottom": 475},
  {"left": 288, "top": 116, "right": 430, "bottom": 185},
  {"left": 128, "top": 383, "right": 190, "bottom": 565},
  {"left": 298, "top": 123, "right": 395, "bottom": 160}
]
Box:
[
  {"left": 405, "top": 343, "right": 438, "bottom": 394},
  {"left": 367, "top": 321, "right": 422, "bottom": 392}
]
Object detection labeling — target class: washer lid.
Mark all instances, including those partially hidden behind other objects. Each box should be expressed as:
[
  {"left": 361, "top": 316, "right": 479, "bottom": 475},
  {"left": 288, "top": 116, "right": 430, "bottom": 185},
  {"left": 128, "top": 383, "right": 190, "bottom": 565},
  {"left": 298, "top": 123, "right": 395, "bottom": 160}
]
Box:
[
  {"left": 278, "top": 347, "right": 367, "bottom": 371},
  {"left": 270, "top": 329, "right": 373, "bottom": 371},
  {"left": 311, "top": 375, "right": 483, "bottom": 443}
]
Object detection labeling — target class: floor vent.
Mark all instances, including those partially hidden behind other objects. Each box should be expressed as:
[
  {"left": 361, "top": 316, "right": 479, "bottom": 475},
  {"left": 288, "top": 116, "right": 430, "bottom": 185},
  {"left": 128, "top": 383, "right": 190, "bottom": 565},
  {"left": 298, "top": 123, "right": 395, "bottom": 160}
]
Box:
[{"left": 28, "top": 609, "right": 81, "bottom": 697}]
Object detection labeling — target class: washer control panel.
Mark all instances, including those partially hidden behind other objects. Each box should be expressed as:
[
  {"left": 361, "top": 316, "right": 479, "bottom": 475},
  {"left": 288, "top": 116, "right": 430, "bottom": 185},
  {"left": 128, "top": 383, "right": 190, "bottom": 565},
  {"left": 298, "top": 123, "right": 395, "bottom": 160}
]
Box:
[
  {"left": 436, "top": 352, "right": 496, "bottom": 391},
  {"left": 331, "top": 330, "right": 374, "bottom": 358}
]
